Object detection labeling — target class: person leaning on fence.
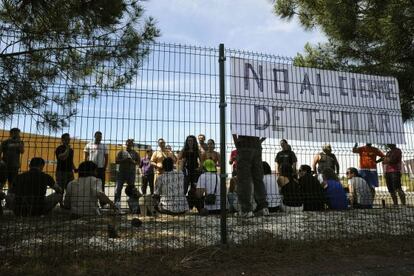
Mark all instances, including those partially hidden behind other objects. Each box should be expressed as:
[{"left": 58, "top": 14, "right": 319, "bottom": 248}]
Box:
[
  {"left": 262, "top": 161, "right": 281, "bottom": 212},
  {"left": 114, "top": 139, "right": 140, "bottom": 208},
  {"left": 0, "top": 127, "right": 25, "bottom": 190},
  {"left": 195, "top": 159, "right": 221, "bottom": 215},
  {"left": 352, "top": 143, "right": 385, "bottom": 198},
  {"left": 63, "top": 161, "right": 118, "bottom": 216},
  {"left": 6, "top": 157, "right": 63, "bottom": 217},
  {"left": 298, "top": 165, "right": 326, "bottom": 211},
  {"left": 346, "top": 167, "right": 374, "bottom": 209},
  {"left": 233, "top": 134, "right": 269, "bottom": 218},
  {"left": 321, "top": 168, "right": 348, "bottom": 210},
  {"left": 275, "top": 139, "right": 297, "bottom": 176},
  {"left": 277, "top": 163, "right": 303, "bottom": 212},
  {"left": 139, "top": 148, "right": 155, "bottom": 195},
  {"left": 383, "top": 144, "right": 406, "bottom": 206},
  {"left": 312, "top": 143, "right": 339, "bottom": 183},
  {"left": 55, "top": 133, "right": 76, "bottom": 191},
  {"left": 84, "top": 131, "right": 108, "bottom": 197},
  {"left": 153, "top": 157, "right": 189, "bottom": 215}
]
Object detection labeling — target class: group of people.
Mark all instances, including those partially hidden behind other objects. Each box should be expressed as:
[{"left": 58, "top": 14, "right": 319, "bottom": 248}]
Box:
[
  {"left": 0, "top": 127, "right": 407, "bottom": 219},
  {"left": 228, "top": 137, "right": 407, "bottom": 218}
]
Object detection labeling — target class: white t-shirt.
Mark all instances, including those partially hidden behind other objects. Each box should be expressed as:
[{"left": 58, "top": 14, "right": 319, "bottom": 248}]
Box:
[
  {"left": 84, "top": 142, "right": 108, "bottom": 168},
  {"left": 264, "top": 174, "right": 281, "bottom": 208},
  {"left": 349, "top": 177, "right": 374, "bottom": 206},
  {"left": 197, "top": 172, "right": 221, "bottom": 211},
  {"left": 65, "top": 176, "right": 103, "bottom": 216},
  {"left": 154, "top": 171, "right": 189, "bottom": 213}
]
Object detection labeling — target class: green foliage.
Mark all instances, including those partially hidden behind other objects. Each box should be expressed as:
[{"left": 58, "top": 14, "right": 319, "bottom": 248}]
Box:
[
  {"left": 274, "top": 0, "right": 414, "bottom": 121},
  {"left": 0, "top": 0, "right": 160, "bottom": 130}
]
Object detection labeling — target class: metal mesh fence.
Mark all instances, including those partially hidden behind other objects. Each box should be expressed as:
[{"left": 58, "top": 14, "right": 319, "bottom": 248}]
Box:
[{"left": 1, "top": 34, "right": 414, "bottom": 256}]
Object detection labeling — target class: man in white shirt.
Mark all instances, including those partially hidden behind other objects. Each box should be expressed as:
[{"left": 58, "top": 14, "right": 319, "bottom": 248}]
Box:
[
  {"left": 154, "top": 157, "right": 188, "bottom": 214},
  {"left": 84, "top": 131, "right": 108, "bottom": 195},
  {"left": 64, "top": 161, "right": 117, "bottom": 216}
]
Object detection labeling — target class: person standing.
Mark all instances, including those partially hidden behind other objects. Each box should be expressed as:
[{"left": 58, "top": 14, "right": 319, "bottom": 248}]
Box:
[
  {"left": 178, "top": 135, "right": 201, "bottom": 200},
  {"left": 383, "top": 144, "right": 406, "bottom": 206},
  {"left": 233, "top": 134, "right": 268, "bottom": 217},
  {"left": 139, "top": 148, "right": 154, "bottom": 195},
  {"left": 200, "top": 139, "right": 220, "bottom": 168},
  {"left": 275, "top": 139, "right": 297, "bottom": 176},
  {"left": 312, "top": 143, "right": 339, "bottom": 183},
  {"left": 114, "top": 139, "right": 140, "bottom": 207},
  {"left": 198, "top": 134, "right": 208, "bottom": 154},
  {"left": 352, "top": 143, "right": 385, "bottom": 198},
  {"left": 0, "top": 128, "right": 24, "bottom": 190},
  {"left": 150, "top": 138, "right": 175, "bottom": 183},
  {"left": 84, "top": 131, "right": 108, "bottom": 195},
  {"left": 55, "top": 133, "right": 76, "bottom": 191}
]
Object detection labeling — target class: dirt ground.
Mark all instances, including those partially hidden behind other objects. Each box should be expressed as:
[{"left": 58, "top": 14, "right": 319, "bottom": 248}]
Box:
[{"left": 1, "top": 236, "right": 414, "bottom": 276}]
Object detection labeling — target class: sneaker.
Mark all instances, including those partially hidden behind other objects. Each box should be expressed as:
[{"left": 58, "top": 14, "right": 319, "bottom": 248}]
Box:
[
  {"left": 255, "top": 207, "right": 269, "bottom": 217},
  {"left": 236, "top": 211, "right": 254, "bottom": 218}
]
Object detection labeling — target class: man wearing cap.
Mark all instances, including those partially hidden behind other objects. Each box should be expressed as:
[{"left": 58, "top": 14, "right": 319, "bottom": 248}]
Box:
[
  {"left": 312, "top": 143, "right": 340, "bottom": 183},
  {"left": 196, "top": 159, "right": 221, "bottom": 214}
]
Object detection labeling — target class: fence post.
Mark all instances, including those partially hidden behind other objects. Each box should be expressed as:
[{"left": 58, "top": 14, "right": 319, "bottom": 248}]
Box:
[{"left": 219, "top": 43, "right": 227, "bottom": 245}]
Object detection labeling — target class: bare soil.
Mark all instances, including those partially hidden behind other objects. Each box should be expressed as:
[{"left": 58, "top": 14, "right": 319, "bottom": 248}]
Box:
[{"left": 1, "top": 236, "right": 414, "bottom": 275}]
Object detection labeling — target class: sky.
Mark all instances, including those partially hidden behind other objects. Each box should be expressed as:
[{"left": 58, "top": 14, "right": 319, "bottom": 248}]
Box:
[{"left": 143, "top": 0, "right": 326, "bottom": 57}]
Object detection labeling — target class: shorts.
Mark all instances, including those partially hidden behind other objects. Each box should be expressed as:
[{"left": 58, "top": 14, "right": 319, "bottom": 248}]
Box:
[
  {"left": 385, "top": 172, "right": 402, "bottom": 193},
  {"left": 359, "top": 170, "right": 379, "bottom": 188}
]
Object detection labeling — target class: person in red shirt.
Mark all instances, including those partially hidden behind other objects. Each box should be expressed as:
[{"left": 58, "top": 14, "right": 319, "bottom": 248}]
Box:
[
  {"left": 383, "top": 144, "right": 406, "bottom": 206},
  {"left": 352, "top": 143, "right": 385, "bottom": 199}
]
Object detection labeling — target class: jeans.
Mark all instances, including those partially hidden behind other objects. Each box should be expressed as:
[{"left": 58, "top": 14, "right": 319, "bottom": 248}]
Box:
[
  {"left": 236, "top": 147, "right": 268, "bottom": 212},
  {"left": 115, "top": 171, "right": 136, "bottom": 203}
]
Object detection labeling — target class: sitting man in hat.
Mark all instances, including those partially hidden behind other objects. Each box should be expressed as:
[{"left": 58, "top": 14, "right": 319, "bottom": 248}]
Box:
[{"left": 196, "top": 159, "right": 222, "bottom": 215}]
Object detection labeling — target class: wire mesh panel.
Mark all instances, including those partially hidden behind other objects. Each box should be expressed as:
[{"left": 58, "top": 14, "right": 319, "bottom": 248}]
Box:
[
  {"left": 0, "top": 32, "right": 414, "bottom": 257},
  {"left": 225, "top": 47, "right": 414, "bottom": 244}
]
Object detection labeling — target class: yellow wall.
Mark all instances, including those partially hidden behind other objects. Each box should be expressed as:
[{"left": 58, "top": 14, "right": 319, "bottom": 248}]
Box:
[{"left": 0, "top": 130, "right": 146, "bottom": 182}]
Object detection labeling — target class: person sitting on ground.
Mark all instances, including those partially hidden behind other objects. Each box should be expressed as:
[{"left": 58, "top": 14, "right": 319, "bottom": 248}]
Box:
[
  {"left": 64, "top": 161, "right": 118, "bottom": 216},
  {"left": 7, "top": 157, "right": 63, "bottom": 217},
  {"left": 125, "top": 184, "right": 141, "bottom": 214},
  {"left": 196, "top": 159, "right": 222, "bottom": 215},
  {"left": 263, "top": 161, "right": 281, "bottom": 212},
  {"left": 298, "top": 165, "right": 326, "bottom": 211},
  {"left": 277, "top": 163, "right": 303, "bottom": 212},
  {"left": 346, "top": 167, "right": 374, "bottom": 209},
  {"left": 321, "top": 168, "right": 348, "bottom": 210},
  {"left": 153, "top": 157, "right": 189, "bottom": 215}
]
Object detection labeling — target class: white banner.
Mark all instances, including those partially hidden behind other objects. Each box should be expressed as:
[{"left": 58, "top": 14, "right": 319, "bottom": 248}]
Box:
[{"left": 230, "top": 57, "right": 405, "bottom": 144}]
